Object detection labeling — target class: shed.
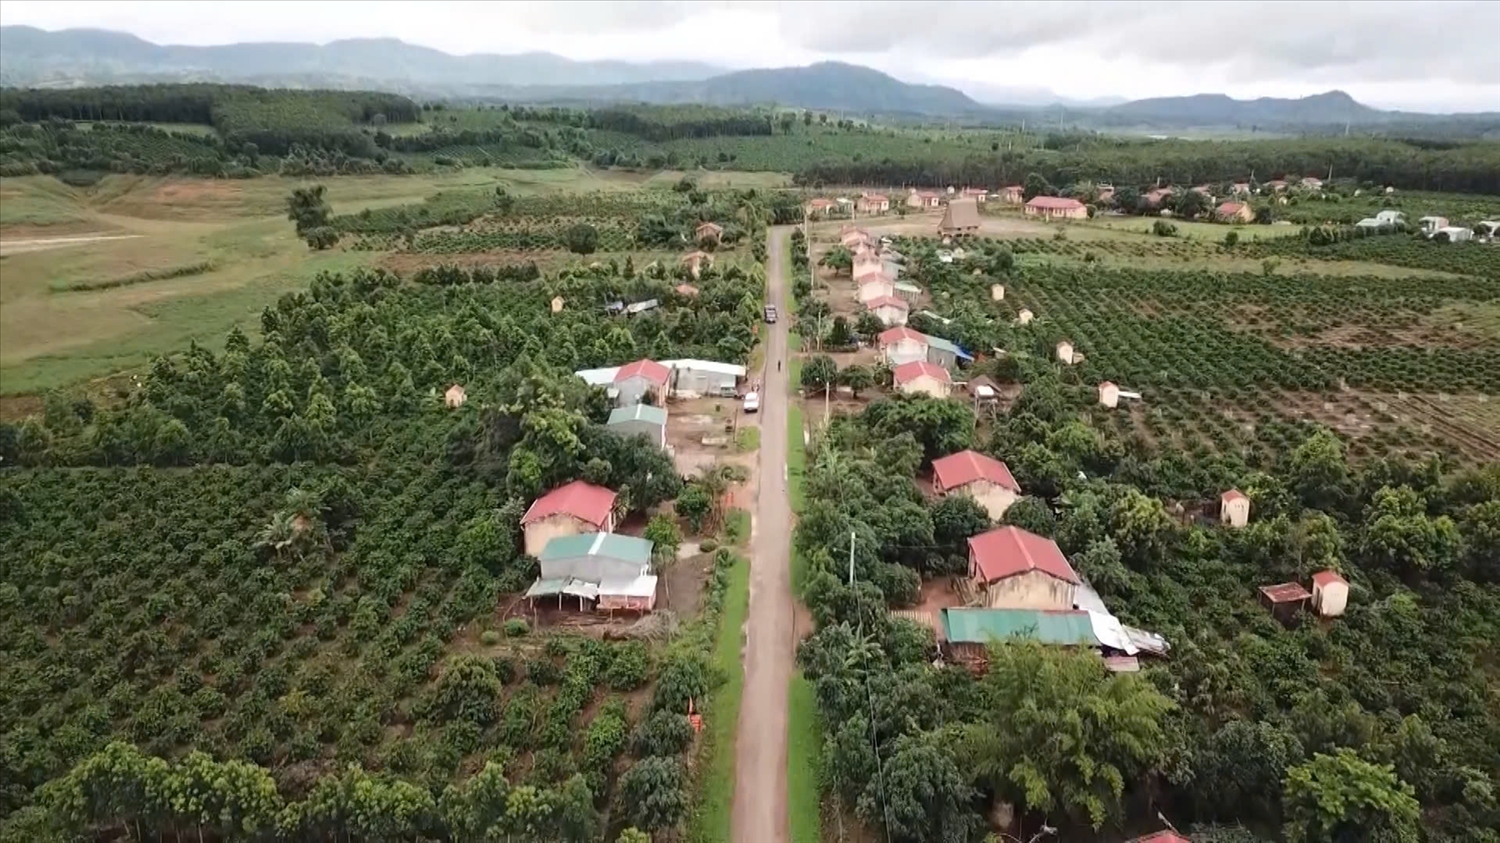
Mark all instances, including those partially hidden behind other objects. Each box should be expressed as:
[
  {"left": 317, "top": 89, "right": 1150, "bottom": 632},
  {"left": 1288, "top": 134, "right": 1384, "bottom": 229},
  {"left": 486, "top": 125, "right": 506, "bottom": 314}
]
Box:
[
  {"left": 1016, "top": 307, "right": 1034, "bottom": 325},
  {"left": 444, "top": 384, "right": 467, "bottom": 408},
  {"left": 1311, "top": 569, "right": 1349, "bottom": 618},
  {"left": 550, "top": 296, "right": 566, "bottom": 313},
  {"left": 1417, "top": 216, "right": 1448, "bottom": 234},
  {"left": 1259, "top": 582, "right": 1311, "bottom": 624},
  {"left": 1215, "top": 201, "right": 1253, "bottom": 223},
  {"left": 1098, "top": 381, "right": 1120, "bottom": 408},
  {"left": 1375, "top": 210, "right": 1405, "bottom": 225},
  {"left": 961, "top": 187, "right": 989, "bottom": 202},
  {"left": 893, "top": 280, "right": 923, "bottom": 302},
  {"left": 966, "top": 374, "right": 1001, "bottom": 406},
  {"left": 521, "top": 480, "right": 618, "bottom": 556},
  {"left": 1220, "top": 489, "right": 1250, "bottom": 528},
  {"left": 625, "top": 299, "right": 660, "bottom": 316},
  {"left": 990, "top": 283, "right": 1005, "bottom": 301},
  {"left": 924, "top": 334, "right": 973, "bottom": 368},
  {"left": 866, "top": 295, "right": 910, "bottom": 327},
  {"left": 938, "top": 198, "right": 981, "bottom": 237},
  {"left": 613, "top": 359, "right": 672, "bottom": 406},
  {"left": 1056, "top": 340, "right": 1075, "bottom": 365},
  {"left": 932, "top": 449, "right": 1021, "bottom": 521},
  {"left": 527, "top": 533, "right": 658, "bottom": 613},
  {"left": 663, "top": 358, "right": 745, "bottom": 397},
  {"left": 997, "top": 185, "right": 1024, "bottom": 204},
  {"left": 680, "top": 250, "right": 714, "bottom": 278},
  {"left": 892, "top": 360, "right": 951, "bottom": 398},
  {"left": 967, "top": 526, "right": 1078, "bottom": 610},
  {"left": 607, "top": 403, "right": 668, "bottom": 448},
  {"left": 942, "top": 607, "right": 1100, "bottom": 666},
  {"left": 694, "top": 221, "right": 723, "bottom": 243},
  {"left": 877, "top": 326, "right": 929, "bottom": 366},
  {"left": 1433, "top": 226, "right": 1473, "bottom": 243}
]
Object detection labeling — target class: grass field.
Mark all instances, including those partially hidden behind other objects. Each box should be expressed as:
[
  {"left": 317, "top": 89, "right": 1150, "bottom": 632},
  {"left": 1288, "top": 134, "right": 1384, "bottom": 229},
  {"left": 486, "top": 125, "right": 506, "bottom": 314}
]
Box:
[
  {"left": 691, "top": 545, "right": 751, "bottom": 843},
  {"left": 787, "top": 673, "right": 824, "bottom": 843}
]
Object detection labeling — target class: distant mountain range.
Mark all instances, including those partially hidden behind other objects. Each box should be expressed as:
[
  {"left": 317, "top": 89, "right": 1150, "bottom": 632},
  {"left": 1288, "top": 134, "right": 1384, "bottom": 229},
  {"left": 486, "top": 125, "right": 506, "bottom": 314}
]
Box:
[{"left": 3, "top": 26, "right": 1496, "bottom": 133}]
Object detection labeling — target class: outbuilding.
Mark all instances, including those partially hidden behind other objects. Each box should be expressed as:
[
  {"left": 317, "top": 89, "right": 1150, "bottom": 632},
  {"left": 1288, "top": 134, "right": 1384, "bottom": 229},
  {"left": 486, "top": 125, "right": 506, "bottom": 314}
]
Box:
[
  {"left": 1215, "top": 201, "right": 1253, "bottom": 223},
  {"left": 1259, "top": 581, "right": 1311, "bottom": 624},
  {"left": 923, "top": 333, "right": 972, "bottom": 368},
  {"left": 664, "top": 358, "right": 745, "bottom": 398},
  {"left": 932, "top": 449, "right": 1022, "bottom": 521},
  {"left": 997, "top": 185, "right": 1024, "bottom": 204},
  {"left": 938, "top": 198, "right": 981, "bottom": 237},
  {"left": 1220, "top": 489, "right": 1250, "bottom": 528},
  {"left": 607, "top": 403, "right": 668, "bottom": 448},
  {"left": 444, "top": 384, "right": 468, "bottom": 408},
  {"left": 967, "top": 526, "right": 1079, "bottom": 610},
  {"left": 694, "top": 221, "right": 723, "bottom": 243},
  {"left": 1311, "top": 569, "right": 1349, "bottom": 617},
  {"left": 1056, "top": 340, "right": 1075, "bottom": 365},
  {"left": 521, "top": 480, "right": 618, "bottom": 557},
  {"left": 613, "top": 359, "right": 672, "bottom": 406},
  {"left": 526, "top": 532, "right": 658, "bottom": 613},
  {"left": 892, "top": 360, "right": 952, "bottom": 398}
]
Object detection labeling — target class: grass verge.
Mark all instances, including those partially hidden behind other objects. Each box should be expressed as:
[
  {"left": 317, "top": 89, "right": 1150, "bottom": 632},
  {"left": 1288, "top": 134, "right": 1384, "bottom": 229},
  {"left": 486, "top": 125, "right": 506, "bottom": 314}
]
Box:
[
  {"left": 690, "top": 545, "right": 751, "bottom": 843},
  {"left": 788, "top": 673, "right": 824, "bottom": 843},
  {"left": 736, "top": 426, "right": 761, "bottom": 453},
  {"left": 724, "top": 507, "right": 751, "bottom": 548}
]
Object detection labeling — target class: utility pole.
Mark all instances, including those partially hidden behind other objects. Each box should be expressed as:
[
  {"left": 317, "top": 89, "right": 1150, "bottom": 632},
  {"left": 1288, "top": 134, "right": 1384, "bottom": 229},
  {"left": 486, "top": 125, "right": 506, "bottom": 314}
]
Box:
[{"left": 848, "top": 531, "right": 856, "bottom": 585}]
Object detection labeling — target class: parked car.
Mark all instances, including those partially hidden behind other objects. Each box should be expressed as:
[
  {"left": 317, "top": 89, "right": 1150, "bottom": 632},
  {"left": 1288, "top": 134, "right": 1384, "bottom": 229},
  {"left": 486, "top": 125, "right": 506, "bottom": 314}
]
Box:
[
  {"left": 764, "top": 305, "right": 778, "bottom": 323},
  {"left": 743, "top": 392, "right": 760, "bottom": 413}
]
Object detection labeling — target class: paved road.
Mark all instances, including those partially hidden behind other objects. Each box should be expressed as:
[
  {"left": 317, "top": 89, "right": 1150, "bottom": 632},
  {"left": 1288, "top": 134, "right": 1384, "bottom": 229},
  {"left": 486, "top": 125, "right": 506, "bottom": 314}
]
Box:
[{"left": 730, "top": 226, "right": 795, "bottom": 843}]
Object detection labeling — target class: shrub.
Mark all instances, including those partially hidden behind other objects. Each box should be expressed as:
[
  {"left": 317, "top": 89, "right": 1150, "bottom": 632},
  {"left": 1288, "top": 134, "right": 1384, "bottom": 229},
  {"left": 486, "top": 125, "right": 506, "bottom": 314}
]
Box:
[
  {"left": 606, "top": 642, "right": 650, "bottom": 691},
  {"left": 504, "top": 618, "right": 530, "bottom": 637},
  {"left": 479, "top": 629, "right": 501, "bottom": 646}
]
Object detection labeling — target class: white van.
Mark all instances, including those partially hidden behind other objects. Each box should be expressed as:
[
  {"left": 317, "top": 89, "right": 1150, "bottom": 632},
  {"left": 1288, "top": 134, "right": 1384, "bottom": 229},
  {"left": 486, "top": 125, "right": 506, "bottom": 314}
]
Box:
[{"left": 743, "top": 392, "right": 760, "bottom": 413}]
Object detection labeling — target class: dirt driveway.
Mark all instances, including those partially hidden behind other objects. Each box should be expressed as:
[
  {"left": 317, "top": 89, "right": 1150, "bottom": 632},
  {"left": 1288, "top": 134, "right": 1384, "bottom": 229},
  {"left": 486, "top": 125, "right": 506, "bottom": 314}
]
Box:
[{"left": 730, "top": 226, "right": 795, "bottom": 843}]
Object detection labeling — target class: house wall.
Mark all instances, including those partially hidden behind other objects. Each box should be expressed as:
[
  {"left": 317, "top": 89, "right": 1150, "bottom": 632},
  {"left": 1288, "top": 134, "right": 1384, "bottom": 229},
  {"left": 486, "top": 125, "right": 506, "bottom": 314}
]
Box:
[
  {"left": 610, "top": 420, "right": 666, "bottom": 448},
  {"left": 524, "top": 514, "right": 603, "bottom": 558},
  {"left": 599, "top": 593, "right": 656, "bottom": 612},
  {"left": 899, "top": 375, "right": 950, "bottom": 399},
  {"left": 971, "top": 567, "right": 1077, "bottom": 610},
  {"left": 883, "top": 339, "right": 928, "bottom": 366},
  {"left": 858, "top": 282, "right": 895, "bottom": 303},
  {"left": 614, "top": 376, "right": 657, "bottom": 407},
  {"left": 946, "top": 479, "right": 1018, "bottom": 522},
  {"left": 1313, "top": 582, "right": 1348, "bottom": 617},
  {"left": 872, "top": 306, "right": 908, "bottom": 327},
  {"left": 1221, "top": 497, "right": 1250, "bottom": 528},
  {"left": 1025, "top": 205, "right": 1088, "bottom": 221},
  {"left": 672, "top": 368, "right": 737, "bottom": 397},
  {"left": 927, "top": 346, "right": 961, "bottom": 368}
]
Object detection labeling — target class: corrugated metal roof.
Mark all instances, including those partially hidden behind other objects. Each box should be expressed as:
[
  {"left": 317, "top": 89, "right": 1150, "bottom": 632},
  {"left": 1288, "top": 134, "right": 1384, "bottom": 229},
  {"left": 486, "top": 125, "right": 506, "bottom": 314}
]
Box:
[
  {"left": 608, "top": 403, "right": 668, "bottom": 427},
  {"left": 539, "top": 532, "right": 653, "bottom": 565},
  {"left": 941, "top": 608, "right": 1100, "bottom": 647},
  {"left": 968, "top": 526, "right": 1078, "bottom": 584},
  {"left": 924, "top": 334, "right": 973, "bottom": 361},
  {"left": 522, "top": 481, "right": 617, "bottom": 527},
  {"left": 662, "top": 358, "right": 747, "bottom": 377}
]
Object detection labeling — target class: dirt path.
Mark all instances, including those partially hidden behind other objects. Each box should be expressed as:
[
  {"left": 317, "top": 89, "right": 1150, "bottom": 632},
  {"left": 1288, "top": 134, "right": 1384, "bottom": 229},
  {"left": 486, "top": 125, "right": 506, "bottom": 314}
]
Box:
[
  {"left": 0, "top": 233, "right": 141, "bottom": 257},
  {"left": 730, "top": 226, "right": 795, "bottom": 843}
]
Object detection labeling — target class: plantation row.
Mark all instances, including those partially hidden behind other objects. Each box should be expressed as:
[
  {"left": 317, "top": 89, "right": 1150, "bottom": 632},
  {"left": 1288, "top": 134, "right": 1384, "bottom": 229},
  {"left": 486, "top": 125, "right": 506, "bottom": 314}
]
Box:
[
  {"left": 411, "top": 224, "right": 638, "bottom": 254},
  {"left": 1250, "top": 231, "right": 1500, "bottom": 279}
]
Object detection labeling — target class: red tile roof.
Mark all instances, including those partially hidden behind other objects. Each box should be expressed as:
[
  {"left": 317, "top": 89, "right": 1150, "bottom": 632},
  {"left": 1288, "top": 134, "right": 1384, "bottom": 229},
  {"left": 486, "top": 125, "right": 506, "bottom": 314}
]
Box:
[
  {"left": 933, "top": 449, "right": 1020, "bottom": 493},
  {"left": 878, "top": 327, "right": 926, "bottom": 345},
  {"left": 968, "top": 526, "right": 1078, "bottom": 585},
  {"left": 858, "top": 271, "right": 895, "bottom": 286},
  {"left": 893, "top": 360, "right": 951, "bottom": 385},
  {"left": 808, "top": 198, "right": 835, "bottom": 208},
  {"left": 1025, "top": 196, "right": 1086, "bottom": 211},
  {"left": 865, "top": 295, "right": 909, "bottom": 311},
  {"left": 1221, "top": 489, "right": 1247, "bottom": 502},
  {"left": 615, "top": 359, "right": 671, "bottom": 386},
  {"left": 674, "top": 283, "right": 699, "bottom": 296},
  {"left": 1260, "top": 582, "right": 1311, "bottom": 603},
  {"left": 522, "top": 480, "right": 617, "bottom": 528},
  {"left": 1217, "top": 201, "right": 1247, "bottom": 216},
  {"left": 1312, "top": 569, "right": 1347, "bottom": 587}
]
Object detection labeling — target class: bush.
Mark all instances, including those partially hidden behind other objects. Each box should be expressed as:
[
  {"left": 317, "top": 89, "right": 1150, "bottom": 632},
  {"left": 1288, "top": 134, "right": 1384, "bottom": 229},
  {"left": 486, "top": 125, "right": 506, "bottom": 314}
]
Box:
[
  {"left": 527, "top": 658, "right": 561, "bottom": 686},
  {"left": 504, "top": 618, "right": 530, "bottom": 637},
  {"left": 1152, "top": 220, "right": 1178, "bottom": 237},
  {"left": 606, "top": 641, "right": 650, "bottom": 691},
  {"left": 699, "top": 538, "right": 719, "bottom": 552},
  {"left": 479, "top": 629, "right": 501, "bottom": 646}
]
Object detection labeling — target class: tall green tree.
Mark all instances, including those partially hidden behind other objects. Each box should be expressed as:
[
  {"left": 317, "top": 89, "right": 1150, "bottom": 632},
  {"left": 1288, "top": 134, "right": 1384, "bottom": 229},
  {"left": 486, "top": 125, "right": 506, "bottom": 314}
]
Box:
[
  {"left": 1283, "top": 749, "right": 1419, "bottom": 843},
  {"left": 286, "top": 185, "right": 331, "bottom": 235}
]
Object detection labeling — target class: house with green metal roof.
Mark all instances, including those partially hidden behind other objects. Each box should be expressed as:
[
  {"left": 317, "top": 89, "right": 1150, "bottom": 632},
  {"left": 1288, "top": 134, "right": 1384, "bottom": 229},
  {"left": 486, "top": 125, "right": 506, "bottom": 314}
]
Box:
[
  {"left": 527, "top": 532, "right": 659, "bottom": 613},
  {"left": 607, "top": 403, "right": 668, "bottom": 448},
  {"left": 940, "top": 607, "right": 1100, "bottom": 669}
]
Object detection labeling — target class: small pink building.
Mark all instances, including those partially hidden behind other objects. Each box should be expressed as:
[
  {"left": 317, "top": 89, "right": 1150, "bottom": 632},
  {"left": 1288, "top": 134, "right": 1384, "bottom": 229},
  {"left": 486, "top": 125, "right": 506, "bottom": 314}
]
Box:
[
  {"left": 892, "top": 360, "right": 951, "bottom": 398},
  {"left": 1311, "top": 570, "right": 1349, "bottom": 617},
  {"left": 907, "top": 189, "right": 943, "bottom": 210},
  {"left": 857, "top": 193, "right": 890, "bottom": 214},
  {"left": 1220, "top": 489, "right": 1250, "bottom": 528},
  {"left": 1023, "top": 196, "right": 1087, "bottom": 221}
]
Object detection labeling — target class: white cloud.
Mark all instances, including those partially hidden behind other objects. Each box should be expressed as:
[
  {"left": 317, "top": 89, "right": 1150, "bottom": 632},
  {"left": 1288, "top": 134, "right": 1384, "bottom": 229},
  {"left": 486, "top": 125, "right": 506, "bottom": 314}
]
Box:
[{"left": 3, "top": 0, "right": 1496, "bottom": 110}]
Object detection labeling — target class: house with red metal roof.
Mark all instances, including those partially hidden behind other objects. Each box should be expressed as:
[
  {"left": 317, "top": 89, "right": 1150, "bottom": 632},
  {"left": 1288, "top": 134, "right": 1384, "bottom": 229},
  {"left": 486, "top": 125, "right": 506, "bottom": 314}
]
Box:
[
  {"left": 1216, "top": 201, "right": 1253, "bottom": 223},
  {"left": 906, "top": 189, "right": 943, "bottom": 210},
  {"left": 806, "top": 197, "right": 837, "bottom": 216},
  {"left": 1131, "top": 831, "right": 1190, "bottom": 843},
  {"left": 521, "top": 480, "right": 618, "bottom": 556},
  {"left": 892, "top": 360, "right": 952, "bottom": 399},
  {"left": 967, "top": 526, "right": 1079, "bottom": 610},
  {"left": 857, "top": 272, "right": 897, "bottom": 303},
  {"left": 1023, "top": 196, "right": 1088, "bottom": 220},
  {"left": 856, "top": 193, "right": 890, "bottom": 214},
  {"left": 694, "top": 221, "right": 723, "bottom": 244},
  {"left": 1220, "top": 488, "right": 1250, "bottom": 528},
  {"left": 877, "top": 327, "right": 929, "bottom": 366},
  {"left": 932, "top": 450, "right": 1022, "bottom": 521},
  {"left": 613, "top": 359, "right": 672, "bottom": 406},
  {"left": 865, "top": 294, "right": 910, "bottom": 327}
]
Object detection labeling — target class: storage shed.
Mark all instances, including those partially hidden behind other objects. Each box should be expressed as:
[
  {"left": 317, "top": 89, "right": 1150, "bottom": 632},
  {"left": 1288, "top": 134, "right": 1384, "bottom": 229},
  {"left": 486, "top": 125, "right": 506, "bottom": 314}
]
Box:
[
  {"left": 607, "top": 403, "right": 668, "bottom": 448},
  {"left": 1311, "top": 569, "right": 1349, "bottom": 618},
  {"left": 664, "top": 358, "right": 745, "bottom": 398},
  {"left": 1259, "top": 582, "right": 1311, "bottom": 624},
  {"left": 1220, "top": 489, "right": 1250, "bottom": 528},
  {"left": 526, "top": 532, "right": 658, "bottom": 613},
  {"left": 444, "top": 384, "right": 467, "bottom": 408}
]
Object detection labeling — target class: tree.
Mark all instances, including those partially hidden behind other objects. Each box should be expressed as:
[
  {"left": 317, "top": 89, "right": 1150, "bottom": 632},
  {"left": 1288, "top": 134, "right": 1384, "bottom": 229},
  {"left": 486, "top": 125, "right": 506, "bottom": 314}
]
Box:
[
  {"left": 861, "top": 733, "right": 982, "bottom": 843},
  {"left": 866, "top": 396, "right": 975, "bottom": 464},
  {"left": 959, "top": 641, "right": 1172, "bottom": 829},
  {"left": 1001, "top": 496, "right": 1055, "bottom": 537},
  {"left": 1194, "top": 719, "right": 1304, "bottom": 822},
  {"left": 675, "top": 483, "right": 713, "bottom": 534},
  {"left": 827, "top": 316, "right": 854, "bottom": 348},
  {"left": 1289, "top": 430, "right": 1349, "bottom": 511},
  {"left": 1283, "top": 749, "right": 1419, "bottom": 843},
  {"left": 1073, "top": 538, "right": 1130, "bottom": 597},
  {"left": 644, "top": 512, "right": 682, "bottom": 605},
  {"left": 1113, "top": 186, "right": 1141, "bottom": 213},
  {"left": 820, "top": 246, "right": 853, "bottom": 274},
  {"left": 304, "top": 226, "right": 338, "bottom": 250},
  {"left": 801, "top": 355, "right": 838, "bottom": 397},
  {"left": 1023, "top": 172, "right": 1052, "bottom": 200},
  {"left": 1175, "top": 189, "right": 1210, "bottom": 218},
  {"left": 618, "top": 756, "right": 688, "bottom": 831},
  {"left": 1223, "top": 230, "right": 1240, "bottom": 247},
  {"left": 1359, "top": 485, "right": 1461, "bottom": 578},
  {"left": 562, "top": 223, "right": 598, "bottom": 255},
  {"left": 286, "top": 185, "right": 331, "bottom": 235},
  {"left": 419, "top": 655, "right": 502, "bottom": 726},
  {"left": 855, "top": 311, "right": 886, "bottom": 341},
  {"left": 1109, "top": 489, "right": 1177, "bottom": 569},
  {"left": 839, "top": 364, "right": 875, "bottom": 398}
]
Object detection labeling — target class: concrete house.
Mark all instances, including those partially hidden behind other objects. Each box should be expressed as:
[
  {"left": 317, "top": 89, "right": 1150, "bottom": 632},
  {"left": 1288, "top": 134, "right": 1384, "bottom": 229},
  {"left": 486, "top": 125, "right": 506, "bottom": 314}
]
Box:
[
  {"left": 932, "top": 449, "right": 1022, "bottom": 521},
  {"left": 865, "top": 295, "right": 910, "bottom": 327},
  {"left": 665, "top": 359, "right": 745, "bottom": 398},
  {"left": 878, "top": 327, "right": 930, "bottom": 366},
  {"left": 1216, "top": 201, "right": 1253, "bottom": 223},
  {"left": 997, "top": 185, "right": 1025, "bottom": 204},
  {"left": 853, "top": 249, "right": 883, "bottom": 278},
  {"left": 1220, "top": 489, "right": 1250, "bottom": 528},
  {"left": 857, "top": 193, "right": 890, "bottom": 214},
  {"left": 1311, "top": 569, "right": 1349, "bottom": 618},
  {"left": 694, "top": 221, "right": 723, "bottom": 244},
  {"left": 526, "top": 532, "right": 658, "bottom": 613},
  {"left": 607, "top": 403, "right": 668, "bottom": 449},
  {"left": 1024, "top": 196, "right": 1088, "bottom": 220},
  {"left": 961, "top": 187, "right": 989, "bottom": 202},
  {"left": 680, "top": 250, "right": 714, "bottom": 279},
  {"left": 892, "top": 360, "right": 951, "bottom": 398},
  {"left": 806, "top": 198, "right": 836, "bottom": 217},
  {"left": 938, "top": 198, "right": 982, "bottom": 238},
  {"left": 444, "top": 384, "right": 468, "bottom": 408},
  {"left": 907, "top": 189, "right": 943, "bottom": 210},
  {"left": 521, "top": 480, "right": 618, "bottom": 557},
  {"left": 613, "top": 359, "right": 672, "bottom": 406},
  {"left": 967, "top": 526, "right": 1080, "bottom": 610},
  {"left": 857, "top": 273, "right": 897, "bottom": 303}
]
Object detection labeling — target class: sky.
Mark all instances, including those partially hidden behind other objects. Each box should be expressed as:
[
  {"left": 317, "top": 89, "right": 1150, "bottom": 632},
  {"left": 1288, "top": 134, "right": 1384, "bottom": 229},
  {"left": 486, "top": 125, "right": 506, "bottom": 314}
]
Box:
[{"left": 5, "top": 0, "right": 1499, "bottom": 112}]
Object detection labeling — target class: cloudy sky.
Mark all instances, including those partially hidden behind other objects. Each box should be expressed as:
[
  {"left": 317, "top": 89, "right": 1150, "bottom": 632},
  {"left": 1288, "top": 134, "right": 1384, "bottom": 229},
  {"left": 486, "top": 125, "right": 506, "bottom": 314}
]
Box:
[{"left": 6, "top": 0, "right": 1499, "bottom": 111}]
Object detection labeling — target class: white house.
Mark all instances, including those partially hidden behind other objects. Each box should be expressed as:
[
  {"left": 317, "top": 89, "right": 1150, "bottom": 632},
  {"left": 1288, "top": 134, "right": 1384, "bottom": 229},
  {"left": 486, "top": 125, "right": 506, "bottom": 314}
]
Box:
[
  {"left": 1433, "top": 226, "right": 1474, "bottom": 243},
  {"left": 893, "top": 360, "right": 952, "bottom": 398},
  {"left": 1375, "top": 210, "right": 1406, "bottom": 226},
  {"left": 1311, "top": 569, "right": 1349, "bottom": 618},
  {"left": 866, "top": 295, "right": 910, "bottom": 327},
  {"left": 1220, "top": 489, "right": 1250, "bottom": 528},
  {"left": 990, "top": 284, "right": 1006, "bottom": 301},
  {"left": 878, "top": 327, "right": 929, "bottom": 366},
  {"left": 663, "top": 359, "right": 745, "bottom": 398},
  {"left": 858, "top": 274, "right": 897, "bottom": 303},
  {"left": 1056, "top": 341, "right": 1075, "bottom": 365}
]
